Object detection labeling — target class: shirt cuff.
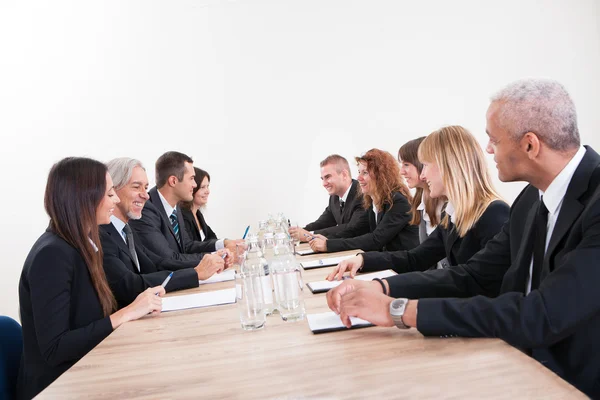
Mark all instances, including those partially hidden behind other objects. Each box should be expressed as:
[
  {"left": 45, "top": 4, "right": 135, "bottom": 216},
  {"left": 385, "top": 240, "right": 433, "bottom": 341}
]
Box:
[{"left": 215, "top": 239, "right": 225, "bottom": 250}]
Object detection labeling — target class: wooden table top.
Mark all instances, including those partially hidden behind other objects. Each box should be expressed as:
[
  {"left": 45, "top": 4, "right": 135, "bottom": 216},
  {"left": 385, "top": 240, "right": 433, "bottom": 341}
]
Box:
[{"left": 39, "top": 245, "right": 584, "bottom": 399}]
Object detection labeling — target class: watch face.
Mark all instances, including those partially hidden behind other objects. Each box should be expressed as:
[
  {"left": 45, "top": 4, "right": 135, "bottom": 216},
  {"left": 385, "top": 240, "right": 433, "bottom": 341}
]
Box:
[{"left": 392, "top": 299, "right": 406, "bottom": 310}]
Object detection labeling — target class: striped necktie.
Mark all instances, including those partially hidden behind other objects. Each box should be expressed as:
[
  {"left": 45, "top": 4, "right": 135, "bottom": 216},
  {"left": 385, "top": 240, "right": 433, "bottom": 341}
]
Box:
[{"left": 170, "top": 209, "right": 182, "bottom": 246}]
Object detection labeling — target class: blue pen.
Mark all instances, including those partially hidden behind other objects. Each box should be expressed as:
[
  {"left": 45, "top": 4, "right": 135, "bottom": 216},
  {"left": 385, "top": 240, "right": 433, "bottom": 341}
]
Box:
[
  {"left": 221, "top": 252, "right": 227, "bottom": 260},
  {"left": 157, "top": 272, "right": 173, "bottom": 295},
  {"left": 304, "top": 233, "right": 316, "bottom": 240},
  {"left": 242, "top": 225, "right": 250, "bottom": 240}
]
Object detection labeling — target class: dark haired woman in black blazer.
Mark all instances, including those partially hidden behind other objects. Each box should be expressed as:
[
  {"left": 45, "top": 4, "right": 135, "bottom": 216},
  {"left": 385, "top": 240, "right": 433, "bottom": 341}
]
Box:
[{"left": 17, "top": 158, "right": 164, "bottom": 399}]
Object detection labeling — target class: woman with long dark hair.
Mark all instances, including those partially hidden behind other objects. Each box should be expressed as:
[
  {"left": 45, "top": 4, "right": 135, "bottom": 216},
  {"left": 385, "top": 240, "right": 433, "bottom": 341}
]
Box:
[{"left": 17, "top": 157, "right": 164, "bottom": 399}]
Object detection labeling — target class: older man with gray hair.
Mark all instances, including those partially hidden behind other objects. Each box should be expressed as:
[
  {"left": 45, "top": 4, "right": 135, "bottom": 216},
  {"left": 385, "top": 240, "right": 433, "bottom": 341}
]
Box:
[
  {"left": 326, "top": 79, "right": 600, "bottom": 397},
  {"left": 99, "top": 157, "right": 226, "bottom": 309}
]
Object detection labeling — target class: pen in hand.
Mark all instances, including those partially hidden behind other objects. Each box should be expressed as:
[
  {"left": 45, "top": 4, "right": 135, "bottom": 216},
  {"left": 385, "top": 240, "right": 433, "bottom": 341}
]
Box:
[{"left": 157, "top": 272, "right": 173, "bottom": 295}]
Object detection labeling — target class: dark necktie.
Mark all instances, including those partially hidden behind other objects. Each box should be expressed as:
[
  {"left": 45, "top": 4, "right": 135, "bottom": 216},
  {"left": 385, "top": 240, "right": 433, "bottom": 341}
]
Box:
[
  {"left": 122, "top": 224, "right": 141, "bottom": 272},
  {"left": 531, "top": 197, "right": 549, "bottom": 290},
  {"left": 339, "top": 200, "right": 345, "bottom": 216},
  {"left": 170, "top": 209, "right": 182, "bottom": 246}
]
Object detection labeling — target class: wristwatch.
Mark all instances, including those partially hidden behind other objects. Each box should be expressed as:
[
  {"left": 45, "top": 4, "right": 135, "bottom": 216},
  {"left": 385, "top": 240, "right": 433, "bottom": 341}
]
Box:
[{"left": 389, "top": 298, "right": 410, "bottom": 329}]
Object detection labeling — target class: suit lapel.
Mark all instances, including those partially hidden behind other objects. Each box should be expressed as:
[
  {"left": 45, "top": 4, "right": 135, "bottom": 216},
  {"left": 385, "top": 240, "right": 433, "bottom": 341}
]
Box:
[
  {"left": 543, "top": 147, "right": 600, "bottom": 276},
  {"left": 103, "top": 224, "right": 138, "bottom": 271},
  {"left": 149, "top": 187, "right": 182, "bottom": 251},
  {"left": 445, "top": 221, "right": 460, "bottom": 259},
  {"left": 503, "top": 204, "right": 538, "bottom": 293}
]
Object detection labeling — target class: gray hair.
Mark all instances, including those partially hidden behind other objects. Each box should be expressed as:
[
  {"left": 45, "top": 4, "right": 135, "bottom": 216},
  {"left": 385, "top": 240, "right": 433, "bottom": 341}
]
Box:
[
  {"left": 490, "top": 78, "right": 580, "bottom": 151},
  {"left": 106, "top": 158, "right": 145, "bottom": 191}
]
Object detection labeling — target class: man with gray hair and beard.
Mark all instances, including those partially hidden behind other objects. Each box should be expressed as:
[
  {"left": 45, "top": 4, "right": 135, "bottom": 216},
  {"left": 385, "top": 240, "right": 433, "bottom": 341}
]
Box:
[
  {"left": 326, "top": 79, "right": 600, "bottom": 397},
  {"left": 100, "top": 158, "right": 226, "bottom": 309}
]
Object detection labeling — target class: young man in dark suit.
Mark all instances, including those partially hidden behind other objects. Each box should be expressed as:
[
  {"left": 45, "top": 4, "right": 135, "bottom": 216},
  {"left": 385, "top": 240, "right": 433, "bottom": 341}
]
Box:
[
  {"left": 289, "top": 154, "right": 367, "bottom": 241},
  {"left": 130, "top": 151, "right": 238, "bottom": 268},
  {"left": 326, "top": 79, "right": 600, "bottom": 398},
  {"left": 100, "top": 158, "right": 226, "bottom": 308}
]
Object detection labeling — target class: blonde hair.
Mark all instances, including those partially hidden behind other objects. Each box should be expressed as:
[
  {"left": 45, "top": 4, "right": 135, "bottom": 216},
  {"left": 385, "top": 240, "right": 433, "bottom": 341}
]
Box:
[{"left": 418, "top": 126, "right": 502, "bottom": 237}]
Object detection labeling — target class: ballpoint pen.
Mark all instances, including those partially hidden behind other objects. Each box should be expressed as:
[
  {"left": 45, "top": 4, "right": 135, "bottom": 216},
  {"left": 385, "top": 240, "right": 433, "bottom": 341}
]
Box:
[
  {"left": 157, "top": 272, "right": 173, "bottom": 295},
  {"left": 242, "top": 225, "right": 250, "bottom": 240}
]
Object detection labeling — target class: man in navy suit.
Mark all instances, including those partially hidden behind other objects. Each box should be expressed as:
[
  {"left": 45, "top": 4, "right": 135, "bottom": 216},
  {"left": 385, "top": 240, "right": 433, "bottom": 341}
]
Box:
[
  {"left": 101, "top": 158, "right": 226, "bottom": 308},
  {"left": 327, "top": 79, "right": 600, "bottom": 398},
  {"left": 130, "top": 151, "right": 237, "bottom": 268}
]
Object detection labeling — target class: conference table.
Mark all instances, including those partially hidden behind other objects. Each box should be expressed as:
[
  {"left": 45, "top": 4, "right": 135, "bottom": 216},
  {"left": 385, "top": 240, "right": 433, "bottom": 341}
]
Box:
[{"left": 39, "top": 245, "right": 584, "bottom": 399}]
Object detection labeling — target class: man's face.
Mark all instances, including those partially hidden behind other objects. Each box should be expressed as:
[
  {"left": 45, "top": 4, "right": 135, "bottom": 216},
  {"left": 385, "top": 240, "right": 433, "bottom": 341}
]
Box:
[
  {"left": 485, "top": 102, "right": 526, "bottom": 182},
  {"left": 320, "top": 164, "right": 346, "bottom": 197},
  {"left": 115, "top": 166, "right": 150, "bottom": 221},
  {"left": 173, "top": 162, "right": 196, "bottom": 202}
]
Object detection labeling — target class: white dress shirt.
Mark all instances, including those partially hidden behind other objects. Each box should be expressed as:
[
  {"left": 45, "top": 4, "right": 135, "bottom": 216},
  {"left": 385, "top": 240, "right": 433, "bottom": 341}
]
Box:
[
  {"left": 110, "top": 215, "right": 128, "bottom": 244},
  {"left": 525, "top": 146, "right": 586, "bottom": 294}
]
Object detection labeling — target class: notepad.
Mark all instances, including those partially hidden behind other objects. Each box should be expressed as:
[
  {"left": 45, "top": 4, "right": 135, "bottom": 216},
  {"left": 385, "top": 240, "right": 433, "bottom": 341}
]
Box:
[
  {"left": 199, "top": 268, "right": 235, "bottom": 285},
  {"left": 295, "top": 248, "right": 315, "bottom": 256},
  {"left": 161, "top": 288, "right": 236, "bottom": 312},
  {"left": 306, "top": 311, "right": 373, "bottom": 334},
  {"left": 299, "top": 255, "right": 355, "bottom": 270},
  {"left": 306, "top": 269, "right": 397, "bottom": 293}
]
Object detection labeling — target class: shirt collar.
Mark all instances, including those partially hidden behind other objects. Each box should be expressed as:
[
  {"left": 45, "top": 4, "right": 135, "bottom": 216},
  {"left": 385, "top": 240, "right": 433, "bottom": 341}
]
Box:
[
  {"left": 340, "top": 183, "right": 352, "bottom": 203},
  {"left": 445, "top": 202, "right": 455, "bottom": 222},
  {"left": 157, "top": 189, "right": 176, "bottom": 218},
  {"left": 88, "top": 237, "right": 98, "bottom": 252},
  {"left": 417, "top": 200, "right": 425, "bottom": 211},
  {"left": 540, "top": 146, "right": 586, "bottom": 215},
  {"left": 110, "top": 215, "right": 128, "bottom": 242}
]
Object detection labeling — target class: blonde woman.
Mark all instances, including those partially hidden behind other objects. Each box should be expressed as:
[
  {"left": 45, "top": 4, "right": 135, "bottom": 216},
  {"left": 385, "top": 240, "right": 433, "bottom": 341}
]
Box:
[{"left": 327, "top": 126, "right": 509, "bottom": 280}]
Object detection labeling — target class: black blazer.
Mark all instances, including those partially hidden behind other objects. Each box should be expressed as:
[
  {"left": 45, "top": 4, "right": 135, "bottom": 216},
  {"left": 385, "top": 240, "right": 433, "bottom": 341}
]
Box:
[
  {"left": 100, "top": 223, "right": 199, "bottom": 309},
  {"left": 304, "top": 180, "right": 367, "bottom": 238},
  {"left": 385, "top": 146, "right": 600, "bottom": 398},
  {"left": 361, "top": 200, "right": 510, "bottom": 274},
  {"left": 326, "top": 191, "right": 419, "bottom": 253},
  {"left": 130, "top": 187, "right": 215, "bottom": 269},
  {"left": 181, "top": 208, "right": 218, "bottom": 243},
  {"left": 17, "top": 231, "right": 113, "bottom": 399}
]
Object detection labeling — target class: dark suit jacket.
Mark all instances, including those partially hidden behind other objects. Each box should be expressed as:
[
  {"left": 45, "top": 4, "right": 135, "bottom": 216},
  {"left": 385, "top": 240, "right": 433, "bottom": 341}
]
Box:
[
  {"left": 326, "top": 191, "right": 419, "bottom": 252},
  {"left": 100, "top": 223, "right": 199, "bottom": 309},
  {"left": 181, "top": 208, "right": 218, "bottom": 243},
  {"left": 304, "top": 180, "right": 367, "bottom": 238},
  {"left": 362, "top": 200, "right": 509, "bottom": 274},
  {"left": 130, "top": 187, "right": 215, "bottom": 269},
  {"left": 385, "top": 146, "right": 600, "bottom": 398},
  {"left": 17, "top": 231, "right": 113, "bottom": 400}
]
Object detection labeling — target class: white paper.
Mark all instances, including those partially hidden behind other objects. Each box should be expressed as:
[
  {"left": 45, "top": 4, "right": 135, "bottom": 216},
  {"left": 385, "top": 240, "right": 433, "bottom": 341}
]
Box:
[
  {"left": 161, "top": 288, "right": 236, "bottom": 312},
  {"left": 307, "top": 270, "right": 396, "bottom": 293},
  {"left": 300, "top": 255, "right": 355, "bottom": 269},
  {"left": 295, "top": 248, "right": 315, "bottom": 256},
  {"left": 306, "top": 311, "right": 373, "bottom": 333},
  {"left": 198, "top": 268, "right": 235, "bottom": 285}
]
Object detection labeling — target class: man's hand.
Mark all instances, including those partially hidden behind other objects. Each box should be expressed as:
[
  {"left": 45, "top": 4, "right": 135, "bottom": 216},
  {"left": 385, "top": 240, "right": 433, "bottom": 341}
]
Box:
[
  {"left": 339, "top": 287, "right": 395, "bottom": 328},
  {"left": 326, "top": 255, "right": 364, "bottom": 281},
  {"left": 326, "top": 279, "right": 383, "bottom": 314},
  {"left": 309, "top": 234, "right": 328, "bottom": 252},
  {"left": 215, "top": 248, "right": 234, "bottom": 269},
  {"left": 195, "top": 254, "right": 225, "bottom": 280},
  {"left": 289, "top": 226, "right": 311, "bottom": 242}
]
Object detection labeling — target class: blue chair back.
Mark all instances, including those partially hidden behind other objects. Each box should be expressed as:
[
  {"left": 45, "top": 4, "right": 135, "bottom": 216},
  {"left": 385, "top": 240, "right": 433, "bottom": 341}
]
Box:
[{"left": 0, "top": 316, "right": 22, "bottom": 400}]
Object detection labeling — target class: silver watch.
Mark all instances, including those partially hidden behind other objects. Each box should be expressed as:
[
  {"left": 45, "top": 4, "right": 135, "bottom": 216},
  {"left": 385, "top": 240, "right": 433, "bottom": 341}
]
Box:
[{"left": 389, "top": 298, "right": 410, "bottom": 329}]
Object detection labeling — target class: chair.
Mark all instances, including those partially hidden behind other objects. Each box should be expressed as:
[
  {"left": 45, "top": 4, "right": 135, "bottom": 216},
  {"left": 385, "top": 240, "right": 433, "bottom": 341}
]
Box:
[{"left": 0, "top": 316, "right": 22, "bottom": 400}]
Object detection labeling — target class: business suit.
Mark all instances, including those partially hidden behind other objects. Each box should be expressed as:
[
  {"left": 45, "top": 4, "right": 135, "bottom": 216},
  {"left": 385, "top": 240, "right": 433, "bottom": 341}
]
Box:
[
  {"left": 130, "top": 187, "right": 214, "bottom": 269},
  {"left": 361, "top": 200, "right": 509, "bottom": 274},
  {"left": 17, "top": 231, "right": 113, "bottom": 399},
  {"left": 100, "top": 223, "right": 199, "bottom": 309},
  {"left": 304, "top": 180, "right": 367, "bottom": 238},
  {"left": 181, "top": 207, "right": 218, "bottom": 243},
  {"left": 326, "top": 191, "right": 419, "bottom": 252},
  {"left": 385, "top": 146, "right": 600, "bottom": 398}
]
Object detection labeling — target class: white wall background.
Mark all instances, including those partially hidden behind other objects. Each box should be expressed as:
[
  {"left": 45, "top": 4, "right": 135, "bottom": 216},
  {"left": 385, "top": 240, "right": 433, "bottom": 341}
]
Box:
[{"left": 1, "top": 0, "right": 599, "bottom": 321}]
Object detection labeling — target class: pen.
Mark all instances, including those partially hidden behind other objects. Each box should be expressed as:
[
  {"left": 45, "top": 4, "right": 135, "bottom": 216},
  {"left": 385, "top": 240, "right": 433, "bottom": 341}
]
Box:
[
  {"left": 221, "top": 252, "right": 227, "bottom": 259},
  {"left": 304, "top": 233, "right": 316, "bottom": 240},
  {"left": 242, "top": 225, "right": 250, "bottom": 240},
  {"left": 157, "top": 272, "right": 173, "bottom": 295}
]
